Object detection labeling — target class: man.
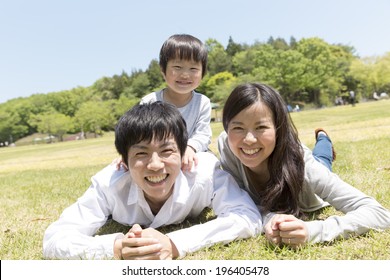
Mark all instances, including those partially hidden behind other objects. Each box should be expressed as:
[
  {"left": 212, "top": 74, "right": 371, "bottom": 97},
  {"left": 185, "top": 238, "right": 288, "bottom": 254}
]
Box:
[{"left": 43, "top": 101, "right": 261, "bottom": 260}]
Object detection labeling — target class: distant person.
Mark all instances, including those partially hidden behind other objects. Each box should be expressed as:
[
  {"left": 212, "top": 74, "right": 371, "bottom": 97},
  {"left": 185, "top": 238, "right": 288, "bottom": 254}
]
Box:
[
  {"left": 218, "top": 82, "right": 390, "bottom": 248},
  {"left": 140, "top": 34, "right": 211, "bottom": 171},
  {"left": 349, "top": 90, "right": 356, "bottom": 106},
  {"left": 335, "top": 96, "right": 343, "bottom": 106},
  {"left": 43, "top": 101, "right": 261, "bottom": 260}
]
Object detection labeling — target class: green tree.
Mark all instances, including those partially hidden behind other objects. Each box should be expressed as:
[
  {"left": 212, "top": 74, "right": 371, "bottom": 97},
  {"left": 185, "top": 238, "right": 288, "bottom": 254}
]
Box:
[
  {"left": 47, "top": 87, "right": 91, "bottom": 117},
  {"left": 205, "top": 71, "right": 236, "bottom": 101},
  {"left": 289, "top": 36, "right": 297, "bottom": 49},
  {"left": 294, "top": 38, "right": 349, "bottom": 105},
  {"left": 251, "top": 46, "right": 306, "bottom": 103},
  {"left": 376, "top": 52, "right": 390, "bottom": 93},
  {"left": 112, "top": 96, "right": 139, "bottom": 119},
  {"left": 350, "top": 53, "right": 390, "bottom": 98},
  {"left": 251, "top": 44, "right": 280, "bottom": 84},
  {"left": 92, "top": 72, "right": 131, "bottom": 100},
  {"left": 226, "top": 36, "right": 244, "bottom": 57},
  {"left": 8, "top": 96, "right": 51, "bottom": 136},
  {"left": 0, "top": 109, "right": 28, "bottom": 143},
  {"left": 146, "top": 59, "right": 164, "bottom": 90},
  {"left": 74, "top": 101, "right": 115, "bottom": 137},
  {"left": 130, "top": 72, "right": 152, "bottom": 98},
  {"left": 205, "top": 38, "right": 232, "bottom": 75},
  {"left": 208, "top": 73, "right": 237, "bottom": 103},
  {"left": 268, "top": 36, "right": 290, "bottom": 51},
  {"left": 29, "top": 111, "right": 74, "bottom": 142},
  {"left": 232, "top": 48, "right": 259, "bottom": 75}
]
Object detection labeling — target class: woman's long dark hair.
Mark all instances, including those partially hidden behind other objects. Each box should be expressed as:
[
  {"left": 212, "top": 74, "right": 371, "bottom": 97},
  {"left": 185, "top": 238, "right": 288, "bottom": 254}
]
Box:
[{"left": 222, "top": 83, "right": 304, "bottom": 216}]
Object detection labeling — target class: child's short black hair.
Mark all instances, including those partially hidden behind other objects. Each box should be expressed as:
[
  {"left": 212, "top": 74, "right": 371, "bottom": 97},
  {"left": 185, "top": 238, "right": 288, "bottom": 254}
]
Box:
[
  {"left": 159, "top": 34, "right": 208, "bottom": 78},
  {"left": 115, "top": 101, "right": 188, "bottom": 164}
]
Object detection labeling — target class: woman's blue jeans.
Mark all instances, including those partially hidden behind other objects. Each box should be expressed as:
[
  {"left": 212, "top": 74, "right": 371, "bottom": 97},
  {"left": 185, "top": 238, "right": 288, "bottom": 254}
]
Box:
[{"left": 313, "top": 134, "right": 333, "bottom": 171}]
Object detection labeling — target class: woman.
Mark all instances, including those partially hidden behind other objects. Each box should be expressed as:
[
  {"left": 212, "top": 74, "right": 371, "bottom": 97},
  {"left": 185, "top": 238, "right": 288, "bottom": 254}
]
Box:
[{"left": 218, "top": 82, "right": 390, "bottom": 247}]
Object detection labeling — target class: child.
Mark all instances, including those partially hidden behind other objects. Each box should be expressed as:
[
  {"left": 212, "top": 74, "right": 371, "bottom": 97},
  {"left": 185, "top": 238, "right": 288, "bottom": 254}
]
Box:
[
  {"left": 43, "top": 101, "right": 261, "bottom": 260},
  {"left": 140, "top": 34, "right": 211, "bottom": 171}
]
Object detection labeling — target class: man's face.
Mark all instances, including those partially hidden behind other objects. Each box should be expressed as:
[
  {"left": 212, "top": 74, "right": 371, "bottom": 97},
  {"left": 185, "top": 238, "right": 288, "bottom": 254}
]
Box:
[{"left": 127, "top": 135, "right": 181, "bottom": 207}]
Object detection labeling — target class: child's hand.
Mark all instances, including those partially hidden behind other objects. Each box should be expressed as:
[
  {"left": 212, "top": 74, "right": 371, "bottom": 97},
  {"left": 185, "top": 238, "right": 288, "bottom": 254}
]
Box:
[
  {"left": 111, "top": 156, "right": 128, "bottom": 171},
  {"left": 181, "top": 146, "right": 198, "bottom": 171}
]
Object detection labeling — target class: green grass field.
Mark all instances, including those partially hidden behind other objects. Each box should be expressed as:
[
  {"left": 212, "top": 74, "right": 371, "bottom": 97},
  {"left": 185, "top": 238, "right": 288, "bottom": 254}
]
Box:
[{"left": 1, "top": 100, "right": 389, "bottom": 260}]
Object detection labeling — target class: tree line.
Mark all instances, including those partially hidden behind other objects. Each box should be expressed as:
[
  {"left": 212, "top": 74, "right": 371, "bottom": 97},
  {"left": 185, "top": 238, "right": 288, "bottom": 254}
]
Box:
[{"left": 1, "top": 36, "right": 389, "bottom": 144}]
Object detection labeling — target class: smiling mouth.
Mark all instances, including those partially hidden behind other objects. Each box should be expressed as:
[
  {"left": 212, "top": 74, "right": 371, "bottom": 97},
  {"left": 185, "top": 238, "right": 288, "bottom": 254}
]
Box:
[
  {"left": 145, "top": 174, "right": 168, "bottom": 183},
  {"left": 177, "top": 81, "right": 191, "bottom": 85},
  {"left": 242, "top": 148, "right": 260, "bottom": 155}
]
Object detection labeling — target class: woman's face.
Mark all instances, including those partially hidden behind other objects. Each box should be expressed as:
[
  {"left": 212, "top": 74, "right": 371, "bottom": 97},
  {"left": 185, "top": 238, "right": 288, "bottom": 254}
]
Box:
[{"left": 227, "top": 101, "right": 276, "bottom": 174}]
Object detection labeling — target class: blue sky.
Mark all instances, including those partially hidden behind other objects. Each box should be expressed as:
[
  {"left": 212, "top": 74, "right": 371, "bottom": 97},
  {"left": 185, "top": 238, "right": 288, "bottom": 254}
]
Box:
[{"left": 1, "top": 0, "right": 389, "bottom": 104}]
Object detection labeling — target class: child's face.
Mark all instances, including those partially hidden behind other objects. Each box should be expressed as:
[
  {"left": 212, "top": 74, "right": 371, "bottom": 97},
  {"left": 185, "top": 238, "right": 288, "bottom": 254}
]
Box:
[
  {"left": 227, "top": 101, "right": 276, "bottom": 175},
  {"left": 162, "top": 58, "right": 203, "bottom": 95},
  {"left": 127, "top": 135, "right": 181, "bottom": 207}
]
